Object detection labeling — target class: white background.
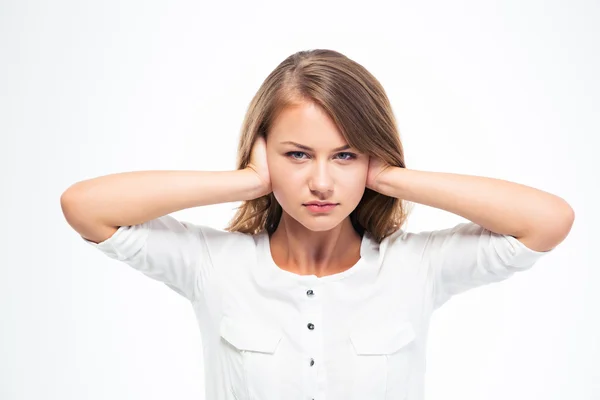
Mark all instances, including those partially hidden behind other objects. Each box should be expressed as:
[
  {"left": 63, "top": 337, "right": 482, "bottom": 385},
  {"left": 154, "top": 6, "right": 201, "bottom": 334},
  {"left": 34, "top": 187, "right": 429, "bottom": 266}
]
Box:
[{"left": 1, "top": 0, "right": 598, "bottom": 399}]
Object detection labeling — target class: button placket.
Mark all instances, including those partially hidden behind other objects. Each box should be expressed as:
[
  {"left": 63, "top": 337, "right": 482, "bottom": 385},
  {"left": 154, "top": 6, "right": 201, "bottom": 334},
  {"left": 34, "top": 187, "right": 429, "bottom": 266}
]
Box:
[
  {"left": 303, "top": 285, "right": 322, "bottom": 398},
  {"left": 306, "top": 288, "right": 316, "bottom": 365}
]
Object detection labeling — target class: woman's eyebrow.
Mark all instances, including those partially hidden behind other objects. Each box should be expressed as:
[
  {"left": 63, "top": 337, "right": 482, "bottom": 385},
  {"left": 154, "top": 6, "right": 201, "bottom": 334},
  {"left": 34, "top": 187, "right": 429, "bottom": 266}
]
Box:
[{"left": 280, "top": 141, "right": 351, "bottom": 152}]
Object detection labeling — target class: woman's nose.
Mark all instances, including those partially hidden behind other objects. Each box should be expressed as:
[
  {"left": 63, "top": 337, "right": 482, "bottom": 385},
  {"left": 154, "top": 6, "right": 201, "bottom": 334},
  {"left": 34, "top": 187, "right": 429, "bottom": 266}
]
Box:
[{"left": 308, "top": 163, "right": 334, "bottom": 192}]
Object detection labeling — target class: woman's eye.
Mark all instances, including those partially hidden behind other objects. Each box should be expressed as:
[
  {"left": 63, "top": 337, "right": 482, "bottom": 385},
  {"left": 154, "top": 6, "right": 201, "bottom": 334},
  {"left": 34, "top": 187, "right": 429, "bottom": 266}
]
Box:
[
  {"left": 337, "top": 152, "right": 357, "bottom": 160},
  {"left": 287, "top": 151, "right": 307, "bottom": 160}
]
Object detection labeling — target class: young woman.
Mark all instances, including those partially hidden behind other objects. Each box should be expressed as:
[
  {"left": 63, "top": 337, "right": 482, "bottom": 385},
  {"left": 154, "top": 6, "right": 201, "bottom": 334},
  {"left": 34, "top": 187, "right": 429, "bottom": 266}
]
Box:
[{"left": 60, "top": 49, "right": 574, "bottom": 400}]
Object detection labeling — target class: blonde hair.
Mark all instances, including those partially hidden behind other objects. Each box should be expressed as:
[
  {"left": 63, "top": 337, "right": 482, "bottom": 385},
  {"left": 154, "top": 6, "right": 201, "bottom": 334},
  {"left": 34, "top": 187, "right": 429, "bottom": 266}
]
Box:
[{"left": 224, "top": 49, "right": 412, "bottom": 243}]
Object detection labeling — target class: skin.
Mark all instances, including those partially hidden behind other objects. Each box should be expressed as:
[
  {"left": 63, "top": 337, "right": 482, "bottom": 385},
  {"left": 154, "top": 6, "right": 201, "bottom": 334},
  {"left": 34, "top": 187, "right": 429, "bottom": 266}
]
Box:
[{"left": 264, "top": 101, "right": 373, "bottom": 277}]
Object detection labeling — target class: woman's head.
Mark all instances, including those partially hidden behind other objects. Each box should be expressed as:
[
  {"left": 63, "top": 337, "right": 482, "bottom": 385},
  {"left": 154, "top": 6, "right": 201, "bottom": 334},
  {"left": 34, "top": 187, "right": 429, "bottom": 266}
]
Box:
[{"left": 224, "top": 49, "right": 410, "bottom": 243}]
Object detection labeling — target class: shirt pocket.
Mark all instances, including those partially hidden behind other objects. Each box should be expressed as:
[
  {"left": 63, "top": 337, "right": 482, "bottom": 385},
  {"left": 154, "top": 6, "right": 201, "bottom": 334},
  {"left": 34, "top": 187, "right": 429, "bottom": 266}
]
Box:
[
  {"left": 349, "top": 319, "right": 416, "bottom": 400},
  {"left": 219, "top": 315, "right": 284, "bottom": 400}
]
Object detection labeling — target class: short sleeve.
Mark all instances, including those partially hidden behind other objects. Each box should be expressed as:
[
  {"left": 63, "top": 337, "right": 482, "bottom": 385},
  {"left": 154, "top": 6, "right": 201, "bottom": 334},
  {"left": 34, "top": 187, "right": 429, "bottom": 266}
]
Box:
[
  {"left": 81, "top": 214, "right": 213, "bottom": 302},
  {"left": 423, "top": 222, "right": 554, "bottom": 310}
]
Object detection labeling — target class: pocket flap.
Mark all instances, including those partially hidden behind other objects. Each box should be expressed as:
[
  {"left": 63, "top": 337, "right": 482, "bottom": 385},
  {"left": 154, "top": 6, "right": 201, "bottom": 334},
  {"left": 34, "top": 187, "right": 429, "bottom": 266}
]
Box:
[
  {"left": 219, "top": 315, "right": 283, "bottom": 354},
  {"left": 350, "top": 320, "right": 416, "bottom": 355}
]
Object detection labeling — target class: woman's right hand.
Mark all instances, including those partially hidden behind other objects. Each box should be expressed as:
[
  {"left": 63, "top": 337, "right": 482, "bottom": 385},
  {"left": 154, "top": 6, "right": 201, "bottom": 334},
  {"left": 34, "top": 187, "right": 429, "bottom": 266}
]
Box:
[{"left": 246, "top": 135, "right": 272, "bottom": 197}]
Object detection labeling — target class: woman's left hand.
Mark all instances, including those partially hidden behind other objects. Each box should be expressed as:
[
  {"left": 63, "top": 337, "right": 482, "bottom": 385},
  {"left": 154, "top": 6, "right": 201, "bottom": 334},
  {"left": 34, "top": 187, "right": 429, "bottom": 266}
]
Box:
[{"left": 366, "top": 156, "right": 393, "bottom": 191}]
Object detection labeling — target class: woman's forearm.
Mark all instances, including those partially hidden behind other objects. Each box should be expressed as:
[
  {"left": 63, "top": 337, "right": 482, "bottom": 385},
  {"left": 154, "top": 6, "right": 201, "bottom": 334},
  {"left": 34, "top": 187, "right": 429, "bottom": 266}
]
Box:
[
  {"left": 373, "top": 167, "right": 574, "bottom": 252},
  {"left": 61, "top": 169, "right": 266, "bottom": 232}
]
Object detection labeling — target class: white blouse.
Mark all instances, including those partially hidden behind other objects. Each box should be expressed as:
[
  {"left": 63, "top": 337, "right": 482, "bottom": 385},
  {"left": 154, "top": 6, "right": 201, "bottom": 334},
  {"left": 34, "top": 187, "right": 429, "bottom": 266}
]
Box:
[{"left": 83, "top": 215, "right": 553, "bottom": 400}]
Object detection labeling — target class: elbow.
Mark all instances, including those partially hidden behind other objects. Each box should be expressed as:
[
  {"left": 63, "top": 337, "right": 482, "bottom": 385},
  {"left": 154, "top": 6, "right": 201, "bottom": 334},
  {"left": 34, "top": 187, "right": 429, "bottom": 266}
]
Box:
[
  {"left": 559, "top": 202, "right": 575, "bottom": 239},
  {"left": 545, "top": 200, "right": 575, "bottom": 247},
  {"left": 517, "top": 201, "right": 575, "bottom": 252}
]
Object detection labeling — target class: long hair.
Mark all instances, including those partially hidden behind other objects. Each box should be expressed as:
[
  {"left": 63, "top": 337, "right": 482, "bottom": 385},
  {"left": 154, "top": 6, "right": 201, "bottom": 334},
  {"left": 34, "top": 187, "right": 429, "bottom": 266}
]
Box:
[{"left": 223, "top": 49, "right": 412, "bottom": 243}]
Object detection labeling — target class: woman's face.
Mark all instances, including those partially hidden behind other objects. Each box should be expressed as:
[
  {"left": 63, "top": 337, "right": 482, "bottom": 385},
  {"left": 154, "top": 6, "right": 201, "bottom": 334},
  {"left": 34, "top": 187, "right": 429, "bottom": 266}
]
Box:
[{"left": 266, "top": 101, "right": 369, "bottom": 232}]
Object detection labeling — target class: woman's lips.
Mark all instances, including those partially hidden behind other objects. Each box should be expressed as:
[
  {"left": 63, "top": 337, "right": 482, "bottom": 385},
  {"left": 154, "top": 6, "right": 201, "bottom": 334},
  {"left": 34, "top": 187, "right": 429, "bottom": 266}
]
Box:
[{"left": 304, "top": 204, "right": 338, "bottom": 212}]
